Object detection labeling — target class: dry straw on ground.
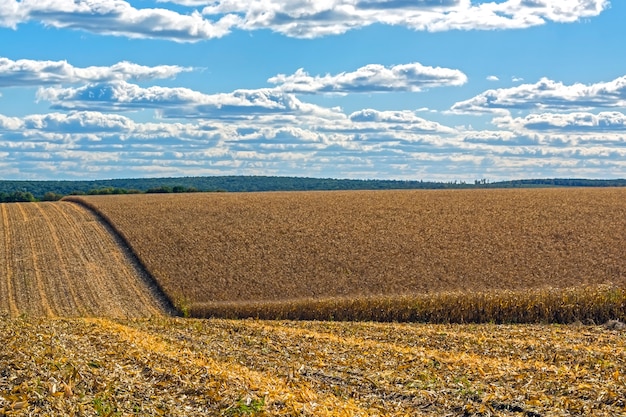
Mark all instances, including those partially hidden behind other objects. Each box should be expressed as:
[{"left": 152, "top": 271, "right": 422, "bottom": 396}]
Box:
[
  {"left": 67, "top": 188, "right": 626, "bottom": 322},
  {"left": 1, "top": 317, "right": 624, "bottom": 416}
]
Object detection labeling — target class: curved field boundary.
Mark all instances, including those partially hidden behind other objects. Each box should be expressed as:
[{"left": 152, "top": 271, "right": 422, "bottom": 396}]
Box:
[
  {"left": 62, "top": 197, "right": 178, "bottom": 316},
  {"left": 0, "top": 202, "right": 173, "bottom": 318}
]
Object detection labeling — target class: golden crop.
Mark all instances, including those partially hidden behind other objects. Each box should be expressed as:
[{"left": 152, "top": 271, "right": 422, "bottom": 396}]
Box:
[{"left": 67, "top": 188, "right": 626, "bottom": 322}]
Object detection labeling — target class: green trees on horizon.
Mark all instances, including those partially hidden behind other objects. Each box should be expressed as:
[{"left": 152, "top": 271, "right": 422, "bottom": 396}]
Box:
[{"left": 1, "top": 176, "right": 626, "bottom": 203}]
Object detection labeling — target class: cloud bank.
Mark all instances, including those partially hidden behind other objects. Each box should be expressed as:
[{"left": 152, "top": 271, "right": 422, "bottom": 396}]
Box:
[
  {"left": 202, "top": 0, "right": 609, "bottom": 38},
  {"left": 496, "top": 111, "right": 626, "bottom": 132},
  {"left": 0, "top": 0, "right": 609, "bottom": 41},
  {"left": 3, "top": 102, "right": 626, "bottom": 181},
  {"left": 36, "top": 81, "right": 344, "bottom": 120}
]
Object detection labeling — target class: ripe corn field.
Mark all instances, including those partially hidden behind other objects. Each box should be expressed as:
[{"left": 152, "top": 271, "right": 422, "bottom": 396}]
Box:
[{"left": 67, "top": 188, "right": 626, "bottom": 322}]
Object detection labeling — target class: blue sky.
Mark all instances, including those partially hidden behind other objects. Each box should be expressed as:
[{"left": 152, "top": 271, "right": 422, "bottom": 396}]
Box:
[{"left": 1, "top": 0, "right": 625, "bottom": 181}]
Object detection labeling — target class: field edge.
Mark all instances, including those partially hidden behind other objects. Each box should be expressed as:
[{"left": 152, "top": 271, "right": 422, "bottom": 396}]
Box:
[
  {"left": 62, "top": 197, "right": 180, "bottom": 317},
  {"left": 190, "top": 284, "right": 626, "bottom": 324}
]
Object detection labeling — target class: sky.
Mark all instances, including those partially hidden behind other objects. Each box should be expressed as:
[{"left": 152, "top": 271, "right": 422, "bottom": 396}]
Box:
[{"left": 1, "top": 0, "right": 625, "bottom": 182}]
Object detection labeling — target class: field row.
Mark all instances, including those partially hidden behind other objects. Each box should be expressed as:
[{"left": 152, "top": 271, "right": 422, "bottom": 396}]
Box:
[
  {"left": 1, "top": 317, "right": 624, "bottom": 416},
  {"left": 0, "top": 202, "right": 167, "bottom": 318}
]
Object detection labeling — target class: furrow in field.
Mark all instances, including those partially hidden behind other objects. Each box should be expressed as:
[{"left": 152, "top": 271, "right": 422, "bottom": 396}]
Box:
[
  {"left": 0, "top": 202, "right": 167, "bottom": 317},
  {"left": 10, "top": 203, "right": 51, "bottom": 317},
  {"left": 47, "top": 201, "right": 128, "bottom": 316},
  {"left": 0, "top": 204, "right": 18, "bottom": 316},
  {"left": 19, "top": 203, "right": 81, "bottom": 316},
  {"left": 59, "top": 202, "right": 166, "bottom": 317},
  {"left": 2, "top": 204, "right": 34, "bottom": 316},
  {"left": 34, "top": 203, "right": 92, "bottom": 316}
]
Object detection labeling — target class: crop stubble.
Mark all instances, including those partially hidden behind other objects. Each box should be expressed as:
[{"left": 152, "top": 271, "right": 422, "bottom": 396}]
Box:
[
  {"left": 67, "top": 188, "right": 626, "bottom": 320},
  {"left": 0, "top": 202, "right": 166, "bottom": 317},
  {"left": 0, "top": 317, "right": 624, "bottom": 416}
]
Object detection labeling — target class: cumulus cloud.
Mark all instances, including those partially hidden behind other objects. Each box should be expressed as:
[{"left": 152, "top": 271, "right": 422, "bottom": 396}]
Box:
[
  {"left": 0, "top": 114, "right": 23, "bottom": 130},
  {"left": 0, "top": 0, "right": 609, "bottom": 41},
  {"left": 3, "top": 108, "right": 626, "bottom": 180},
  {"left": 268, "top": 63, "right": 467, "bottom": 94},
  {"left": 22, "top": 111, "right": 136, "bottom": 133},
  {"left": 495, "top": 111, "right": 626, "bottom": 132},
  {"left": 36, "top": 81, "right": 344, "bottom": 120},
  {"left": 451, "top": 75, "right": 626, "bottom": 114},
  {"left": 0, "top": 0, "right": 237, "bottom": 42},
  {"left": 462, "top": 130, "right": 539, "bottom": 146},
  {"left": 486, "top": 75, "right": 499, "bottom": 82},
  {"left": 201, "top": 0, "right": 609, "bottom": 38},
  {"left": 0, "top": 57, "right": 191, "bottom": 87},
  {"left": 347, "top": 109, "right": 457, "bottom": 134}
]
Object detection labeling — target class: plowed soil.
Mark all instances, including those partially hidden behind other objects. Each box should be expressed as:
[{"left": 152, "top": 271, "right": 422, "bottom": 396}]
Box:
[{"left": 0, "top": 202, "right": 167, "bottom": 318}]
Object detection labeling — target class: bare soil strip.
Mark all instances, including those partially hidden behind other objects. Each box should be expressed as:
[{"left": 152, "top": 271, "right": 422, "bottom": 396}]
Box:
[{"left": 0, "top": 202, "right": 167, "bottom": 317}]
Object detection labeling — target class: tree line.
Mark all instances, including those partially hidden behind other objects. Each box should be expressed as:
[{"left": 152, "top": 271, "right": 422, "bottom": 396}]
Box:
[
  {"left": 0, "top": 185, "right": 202, "bottom": 203},
  {"left": 1, "top": 176, "right": 625, "bottom": 202}
]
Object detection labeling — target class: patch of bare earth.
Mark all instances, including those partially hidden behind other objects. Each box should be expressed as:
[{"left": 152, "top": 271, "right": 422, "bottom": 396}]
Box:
[{"left": 0, "top": 202, "right": 167, "bottom": 318}]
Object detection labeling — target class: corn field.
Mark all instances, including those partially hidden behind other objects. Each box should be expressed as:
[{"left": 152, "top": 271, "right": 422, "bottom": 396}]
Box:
[{"left": 67, "top": 188, "right": 626, "bottom": 322}]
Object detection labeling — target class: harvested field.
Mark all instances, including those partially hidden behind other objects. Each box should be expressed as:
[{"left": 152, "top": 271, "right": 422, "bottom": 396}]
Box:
[
  {"left": 1, "top": 317, "right": 624, "bottom": 416},
  {"left": 66, "top": 188, "right": 626, "bottom": 321},
  {"left": 0, "top": 202, "right": 169, "bottom": 318}
]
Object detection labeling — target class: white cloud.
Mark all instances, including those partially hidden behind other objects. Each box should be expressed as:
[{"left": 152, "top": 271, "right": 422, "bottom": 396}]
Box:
[
  {"left": 486, "top": 75, "right": 499, "bottom": 82},
  {"left": 0, "top": 114, "right": 23, "bottom": 130},
  {"left": 201, "top": 0, "right": 609, "bottom": 38},
  {"left": 0, "top": 0, "right": 237, "bottom": 42},
  {"left": 0, "top": 0, "right": 609, "bottom": 41},
  {"left": 0, "top": 57, "right": 191, "bottom": 87},
  {"left": 3, "top": 107, "right": 626, "bottom": 180},
  {"left": 22, "top": 111, "right": 136, "bottom": 133},
  {"left": 495, "top": 111, "right": 626, "bottom": 132},
  {"left": 451, "top": 75, "right": 626, "bottom": 114},
  {"left": 36, "top": 81, "right": 348, "bottom": 121},
  {"left": 268, "top": 63, "right": 467, "bottom": 94},
  {"left": 347, "top": 109, "right": 456, "bottom": 134}
]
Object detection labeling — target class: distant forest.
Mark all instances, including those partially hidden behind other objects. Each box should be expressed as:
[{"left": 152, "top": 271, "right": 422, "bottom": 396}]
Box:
[{"left": 1, "top": 176, "right": 626, "bottom": 202}]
